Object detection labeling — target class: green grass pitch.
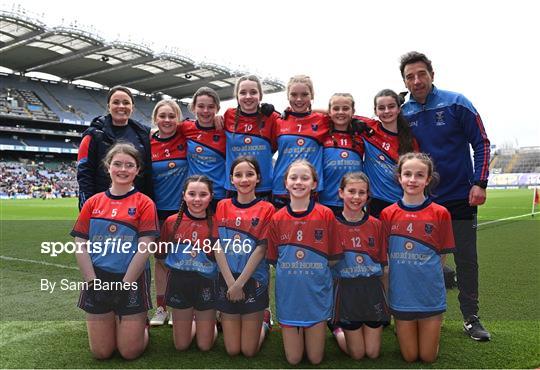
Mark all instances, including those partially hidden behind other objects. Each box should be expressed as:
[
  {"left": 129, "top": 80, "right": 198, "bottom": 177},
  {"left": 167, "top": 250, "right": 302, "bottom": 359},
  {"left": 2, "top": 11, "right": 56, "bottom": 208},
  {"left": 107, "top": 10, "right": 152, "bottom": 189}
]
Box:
[{"left": 1, "top": 189, "right": 539, "bottom": 368}]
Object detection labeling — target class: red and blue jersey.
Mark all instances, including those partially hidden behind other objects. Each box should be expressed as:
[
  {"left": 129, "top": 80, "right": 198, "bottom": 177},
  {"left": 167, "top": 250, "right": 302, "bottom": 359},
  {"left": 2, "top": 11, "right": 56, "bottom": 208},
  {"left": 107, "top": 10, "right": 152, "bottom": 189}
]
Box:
[
  {"left": 272, "top": 112, "right": 329, "bottom": 196},
  {"left": 334, "top": 213, "right": 386, "bottom": 279},
  {"left": 320, "top": 129, "right": 364, "bottom": 207},
  {"left": 71, "top": 189, "right": 159, "bottom": 274},
  {"left": 213, "top": 198, "right": 275, "bottom": 287},
  {"left": 402, "top": 86, "right": 490, "bottom": 202},
  {"left": 380, "top": 199, "right": 455, "bottom": 313},
  {"left": 268, "top": 200, "right": 341, "bottom": 326},
  {"left": 160, "top": 210, "right": 217, "bottom": 279},
  {"left": 362, "top": 119, "right": 419, "bottom": 203},
  {"left": 151, "top": 127, "right": 187, "bottom": 212},
  {"left": 224, "top": 108, "right": 278, "bottom": 193},
  {"left": 180, "top": 119, "right": 227, "bottom": 199}
]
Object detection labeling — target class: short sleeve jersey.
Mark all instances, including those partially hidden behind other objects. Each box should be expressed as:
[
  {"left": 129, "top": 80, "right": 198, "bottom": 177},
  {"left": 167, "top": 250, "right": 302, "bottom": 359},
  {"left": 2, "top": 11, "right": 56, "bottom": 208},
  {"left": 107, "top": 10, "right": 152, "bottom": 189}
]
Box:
[
  {"left": 180, "top": 119, "right": 227, "bottom": 199},
  {"left": 267, "top": 200, "right": 341, "bottom": 326},
  {"left": 161, "top": 209, "right": 217, "bottom": 279},
  {"left": 380, "top": 199, "right": 455, "bottom": 313},
  {"left": 71, "top": 189, "right": 159, "bottom": 273},
  {"left": 151, "top": 127, "right": 187, "bottom": 211},
  {"left": 320, "top": 129, "right": 364, "bottom": 207},
  {"left": 224, "top": 108, "right": 278, "bottom": 192},
  {"left": 334, "top": 212, "right": 386, "bottom": 278},
  {"left": 272, "top": 112, "right": 329, "bottom": 196},
  {"left": 362, "top": 120, "right": 419, "bottom": 203},
  {"left": 213, "top": 198, "right": 275, "bottom": 287}
]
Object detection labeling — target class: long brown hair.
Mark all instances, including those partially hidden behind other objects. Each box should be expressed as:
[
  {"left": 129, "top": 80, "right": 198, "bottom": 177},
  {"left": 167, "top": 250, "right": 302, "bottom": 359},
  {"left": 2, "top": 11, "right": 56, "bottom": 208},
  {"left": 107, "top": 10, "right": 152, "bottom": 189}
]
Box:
[{"left": 172, "top": 175, "right": 214, "bottom": 237}]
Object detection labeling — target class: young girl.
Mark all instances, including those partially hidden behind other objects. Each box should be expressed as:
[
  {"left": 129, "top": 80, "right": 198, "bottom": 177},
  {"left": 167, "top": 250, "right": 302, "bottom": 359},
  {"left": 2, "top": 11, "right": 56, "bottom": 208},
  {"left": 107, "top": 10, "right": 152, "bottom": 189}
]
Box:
[
  {"left": 213, "top": 156, "right": 275, "bottom": 357},
  {"left": 224, "top": 75, "right": 280, "bottom": 199},
  {"left": 362, "top": 89, "right": 419, "bottom": 218},
  {"left": 160, "top": 175, "right": 218, "bottom": 351},
  {"left": 72, "top": 143, "right": 159, "bottom": 360},
  {"left": 268, "top": 159, "right": 341, "bottom": 365},
  {"left": 333, "top": 172, "right": 389, "bottom": 360},
  {"left": 272, "top": 75, "right": 329, "bottom": 208},
  {"left": 150, "top": 99, "right": 188, "bottom": 326},
  {"left": 180, "top": 87, "right": 226, "bottom": 211},
  {"left": 380, "top": 152, "right": 455, "bottom": 363},
  {"left": 320, "top": 93, "right": 365, "bottom": 214}
]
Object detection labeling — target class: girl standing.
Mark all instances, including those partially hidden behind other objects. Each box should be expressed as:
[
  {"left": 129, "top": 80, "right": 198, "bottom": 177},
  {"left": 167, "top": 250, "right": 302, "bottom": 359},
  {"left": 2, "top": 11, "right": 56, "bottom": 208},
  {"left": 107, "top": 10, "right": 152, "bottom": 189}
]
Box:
[
  {"left": 72, "top": 142, "right": 159, "bottom": 360},
  {"left": 362, "top": 89, "right": 418, "bottom": 217},
  {"left": 272, "top": 75, "right": 329, "bottom": 208},
  {"left": 268, "top": 159, "right": 341, "bottom": 365},
  {"left": 224, "top": 75, "right": 280, "bottom": 199},
  {"left": 213, "top": 156, "right": 275, "bottom": 357},
  {"left": 333, "top": 172, "right": 389, "bottom": 359},
  {"left": 180, "top": 87, "right": 226, "bottom": 211},
  {"left": 150, "top": 99, "right": 188, "bottom": 326},
  {"left": 320, "top": 93, "right": 365, "bottom": 214},
  {"left": 160, "top": 175, "right": 218, "bottom": 351},
  {"left": 380, "top": 152, "right": 455, "bottom": 363}
]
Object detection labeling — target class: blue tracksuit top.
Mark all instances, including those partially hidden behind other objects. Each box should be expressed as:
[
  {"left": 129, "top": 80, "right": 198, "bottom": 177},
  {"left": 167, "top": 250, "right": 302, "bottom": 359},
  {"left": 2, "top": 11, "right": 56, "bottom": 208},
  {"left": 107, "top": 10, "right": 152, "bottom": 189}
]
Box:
[{"left": 402, "top": 86, "right": 490, "bottom": 203}]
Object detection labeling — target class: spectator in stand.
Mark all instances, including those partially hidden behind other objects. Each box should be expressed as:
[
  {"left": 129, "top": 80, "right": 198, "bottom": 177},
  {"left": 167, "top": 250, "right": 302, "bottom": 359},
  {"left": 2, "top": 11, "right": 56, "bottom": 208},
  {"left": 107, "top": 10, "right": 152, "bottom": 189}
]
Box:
[{"left": 76, "top": 86, "right": 153, "bottom": 209}]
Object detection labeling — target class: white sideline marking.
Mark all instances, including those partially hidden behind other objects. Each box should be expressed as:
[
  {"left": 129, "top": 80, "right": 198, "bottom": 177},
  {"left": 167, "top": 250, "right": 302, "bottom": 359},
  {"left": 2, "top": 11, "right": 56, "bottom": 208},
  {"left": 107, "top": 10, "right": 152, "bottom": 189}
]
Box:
[
  {"left": 478, "top": 212, "right": 540, "bottom": 227},
  {"left": 0, "top": 255, "right": 77, "bottom": 270}
]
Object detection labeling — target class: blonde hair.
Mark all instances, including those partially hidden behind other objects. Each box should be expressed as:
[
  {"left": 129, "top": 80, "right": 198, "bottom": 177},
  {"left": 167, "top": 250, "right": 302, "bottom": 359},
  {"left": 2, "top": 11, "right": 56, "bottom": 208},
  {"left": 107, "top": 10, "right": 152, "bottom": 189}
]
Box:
[
  {"left": 284, "top": 159, "right": 319, "bottom": 188},
  {"left": 328, "top": 93, "right": 355, "bottom": 111},
  {"left": 287, "top": 75, "right": 314, "bottom": 100},
  {"left": 151, "top": 99, "right": 182, "bottom": 126}
]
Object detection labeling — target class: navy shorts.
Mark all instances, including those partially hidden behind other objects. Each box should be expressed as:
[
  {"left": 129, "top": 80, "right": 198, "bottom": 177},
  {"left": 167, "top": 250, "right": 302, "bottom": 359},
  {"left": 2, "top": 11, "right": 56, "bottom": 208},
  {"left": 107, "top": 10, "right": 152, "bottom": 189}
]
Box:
[
  {"left": 166, "top": 270, "right": 216, "bottom": 311},
  {"left": 216, "top": 273, "right": 268, "bottom": 315},
  {"left": 391, "top": 309, "right": 445, "bottom": 321},
  {"left": 335, "top": 276, "right": 389, "bottom": 328},
  {"left": 78, "top": 266, "right": 152, "bottom": 316}
]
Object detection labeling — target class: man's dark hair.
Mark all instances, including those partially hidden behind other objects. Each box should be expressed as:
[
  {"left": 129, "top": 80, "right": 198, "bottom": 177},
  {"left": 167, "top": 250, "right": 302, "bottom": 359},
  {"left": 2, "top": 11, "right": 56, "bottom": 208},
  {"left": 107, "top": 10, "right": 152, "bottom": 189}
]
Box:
[{"left": 399, "top": 51, "right": 433, "bottom": 78}]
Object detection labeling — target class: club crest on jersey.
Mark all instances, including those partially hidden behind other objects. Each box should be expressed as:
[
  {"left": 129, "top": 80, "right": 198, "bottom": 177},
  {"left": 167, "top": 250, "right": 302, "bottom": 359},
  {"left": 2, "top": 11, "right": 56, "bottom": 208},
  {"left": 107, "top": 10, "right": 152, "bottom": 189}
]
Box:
[
  {"left": 108, "top": 224, "right": 117, "bottom": 233},
  {"left": 244, "top": 137, "right": 252, "bottom": 145},
  {"left": 425, "top": 223, "right": 434, "bottom": 234},
  {"left": 195, "top": 146, "right": 203, "bottom": 153},
  {"left": 297, "top": 138, "right": 305, "bottom": 146},
  {"left": 340, "top": 151, "right": 349, "bottom": 159},
  {"left": 213, "top": 135, "right": 221, "bottom": 142},
  {"left": 435, "top": 111, "right": 446, "bottom": 126},
  {"left": 311, "top": 124, "right": 318, "bottom": 131},
  {"left": 314, "top": 229, "right": 323, "bottom": 241},
  {"left": 168, "top": 162, "right": 176, "bottom": 169},
  {"left": 404, "top": 241, "right": 414, "bottom": 250},
  {"left": 178, "top": 144, "right": 184, "bottom": 151},
  {"left": 295, "top": 249, "right": 305, "bottom": 260},
  {"left": 356, "top": 255, "right": 364, "bottom": 264},
  {"left": 251, "top": 217, "right": 259, "bottom": 226},
  {"left": 128, "top": 208, "right": 136, "bottom": 216},
  {"left": 368, "top": 237, "right": 375, "bottom": 247}
]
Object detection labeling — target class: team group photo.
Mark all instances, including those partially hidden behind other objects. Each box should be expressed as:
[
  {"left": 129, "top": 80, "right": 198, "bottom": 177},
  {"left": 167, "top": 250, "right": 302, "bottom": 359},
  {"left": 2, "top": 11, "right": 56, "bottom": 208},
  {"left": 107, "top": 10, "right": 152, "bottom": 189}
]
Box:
[{"left": 1, "top": 1, "right": 539, "bottom": 369}]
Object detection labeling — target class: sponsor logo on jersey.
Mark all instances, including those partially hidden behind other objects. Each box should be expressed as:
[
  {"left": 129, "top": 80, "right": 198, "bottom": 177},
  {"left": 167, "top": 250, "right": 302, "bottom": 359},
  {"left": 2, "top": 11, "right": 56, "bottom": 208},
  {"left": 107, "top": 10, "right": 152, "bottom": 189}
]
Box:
[
  {"left": 368, "top": 237, "right": 375, "bottom": 247},
  {"left": 340, "top": 151, "right": 349, "bottom": 159},
  {"left": 378, "top": 154, "right": 386, "bottom": 161},
  {"left": 191, "top": 249, "right": 197, "bottom": 258},
  {"left": 314, "top": 229, "right": 323, "bottom": 241},
  {"left": 356, "top": 255, "right": 364, "bottom": 264},
  {"left": 244, "top": 137, "right": 252, "bottom": 144},
  {"left": 425, "top": 223, "right": 433, "bottom": 234},
  {"left": 404, "top": 241, "right": 414, "bottom": 250},
  {"left": 295, "top": 249, "right": 305, "bottom": 260},
  {"left": 195, "top": 146, "right": 203, "bottom": 153},
  {"left": 297, "top": 138, "right": 305, "bottom": 146},
  {"left": 251, "top": 217, "right": 259, "bottom": 226},
  {"left": 234, "top": 233, "right": 241, "bottom": 240},
  {"left": 128, "top": 208, "right": 136, "bottom": 216},
  {"left": 92, "top": 209, "right": 103, "bottom": 215},
  {"left": 108, "top": 224, "right": 117, "bottom": 233},
  {"left": 168, "top": 161, "right": 176, "bottom": 169}
]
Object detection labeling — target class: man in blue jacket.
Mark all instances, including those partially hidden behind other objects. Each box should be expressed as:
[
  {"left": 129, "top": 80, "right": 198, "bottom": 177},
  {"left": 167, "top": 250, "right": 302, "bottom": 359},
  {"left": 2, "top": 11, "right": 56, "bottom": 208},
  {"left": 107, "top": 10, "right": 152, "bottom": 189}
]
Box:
[{"left": 400, "top": 51, "right": 491, "bottom": 341}]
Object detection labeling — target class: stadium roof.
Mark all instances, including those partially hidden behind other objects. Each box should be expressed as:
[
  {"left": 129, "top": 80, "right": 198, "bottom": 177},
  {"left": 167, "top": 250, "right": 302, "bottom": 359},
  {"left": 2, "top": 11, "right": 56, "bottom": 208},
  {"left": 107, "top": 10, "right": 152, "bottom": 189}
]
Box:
[{"left": 0, "top": 10, "right": 285, "bottom": 100}]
